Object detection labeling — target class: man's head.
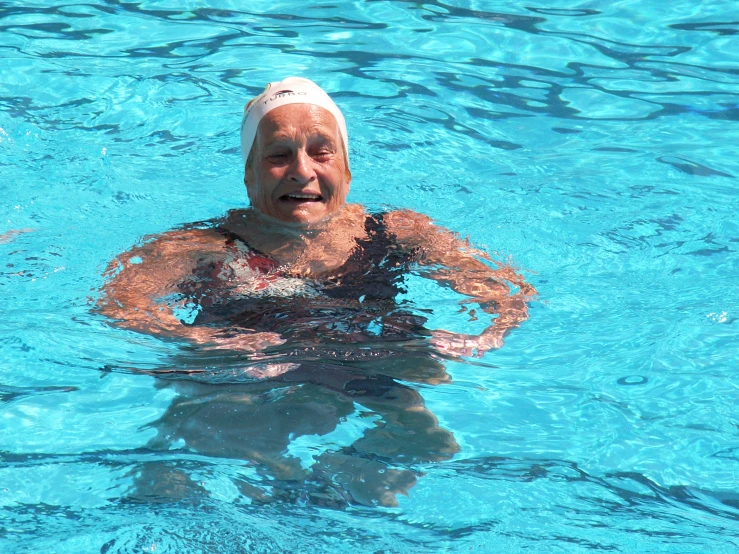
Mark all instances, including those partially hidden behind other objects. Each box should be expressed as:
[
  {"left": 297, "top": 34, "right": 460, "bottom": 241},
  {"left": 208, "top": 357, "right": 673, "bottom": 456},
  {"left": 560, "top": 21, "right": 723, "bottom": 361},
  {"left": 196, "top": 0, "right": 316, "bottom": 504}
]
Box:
[{"left": 240, "top": 77, "right": 351, "bottom": 225}]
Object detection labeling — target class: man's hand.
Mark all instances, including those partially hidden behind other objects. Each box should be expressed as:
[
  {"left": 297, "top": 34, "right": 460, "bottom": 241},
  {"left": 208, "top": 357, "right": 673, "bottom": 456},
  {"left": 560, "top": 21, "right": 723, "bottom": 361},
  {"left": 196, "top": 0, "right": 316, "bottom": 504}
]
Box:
[
  {"left": 193, "top": 329, "right": 287, "bottom": 353},
  {"left": 430, "top": 328, "right": 504, "bottom": 358}
]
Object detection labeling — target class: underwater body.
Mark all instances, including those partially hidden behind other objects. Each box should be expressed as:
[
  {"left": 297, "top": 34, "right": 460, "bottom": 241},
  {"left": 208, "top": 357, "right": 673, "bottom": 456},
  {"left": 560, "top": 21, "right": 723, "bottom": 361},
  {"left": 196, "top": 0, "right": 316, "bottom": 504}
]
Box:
[{"left": 2, "top": 1, "right": 739, "bottom": 552}]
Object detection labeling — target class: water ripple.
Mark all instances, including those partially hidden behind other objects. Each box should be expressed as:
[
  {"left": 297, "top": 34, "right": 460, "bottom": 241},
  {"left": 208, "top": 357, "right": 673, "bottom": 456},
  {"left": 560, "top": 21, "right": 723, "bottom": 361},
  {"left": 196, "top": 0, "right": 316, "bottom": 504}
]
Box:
[{"left": 2, "top": 1, "right": 739, "bottom": 551}]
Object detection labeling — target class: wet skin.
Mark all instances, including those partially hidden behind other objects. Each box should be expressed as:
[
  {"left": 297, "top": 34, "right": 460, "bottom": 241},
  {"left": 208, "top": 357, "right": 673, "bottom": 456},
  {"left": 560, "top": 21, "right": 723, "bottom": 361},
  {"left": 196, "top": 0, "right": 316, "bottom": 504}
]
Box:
[
  {"left": 245, "top": 104, "right": 351, "bottom": 226},
  {"left": 100, "top": 102, "right": 535, "bottom": 507},
  {"left": 135, "top": 360, "right": 460, "bottom": 507}
]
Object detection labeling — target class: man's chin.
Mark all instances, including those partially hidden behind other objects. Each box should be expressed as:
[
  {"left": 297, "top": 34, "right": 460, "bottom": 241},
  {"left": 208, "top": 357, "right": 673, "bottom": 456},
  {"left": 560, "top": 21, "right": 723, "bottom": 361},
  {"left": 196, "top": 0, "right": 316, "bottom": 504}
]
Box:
[{"left": 262, "top": 204, "right": 337, "bottom": 228}]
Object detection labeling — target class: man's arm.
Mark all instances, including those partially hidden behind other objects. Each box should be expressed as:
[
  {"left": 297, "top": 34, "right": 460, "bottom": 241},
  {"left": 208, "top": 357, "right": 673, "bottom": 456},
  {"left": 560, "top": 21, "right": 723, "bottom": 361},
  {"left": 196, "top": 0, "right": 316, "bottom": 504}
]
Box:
[
  {"left": 384, "top": 210, "right": 536, "bottom": 356},
  {"left": 97, "top": 228, "right": 282, "bottom": 351},
  {"left": 98, "top": 229, "right": 220, "bottom": 340}
]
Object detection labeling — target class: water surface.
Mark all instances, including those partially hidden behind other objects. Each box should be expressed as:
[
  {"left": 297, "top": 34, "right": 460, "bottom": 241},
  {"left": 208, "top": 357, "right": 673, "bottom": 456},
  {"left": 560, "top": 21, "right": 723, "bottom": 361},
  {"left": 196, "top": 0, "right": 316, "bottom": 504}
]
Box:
[{"left": 1, "top": 1, "right": 738, "bottom": 552}]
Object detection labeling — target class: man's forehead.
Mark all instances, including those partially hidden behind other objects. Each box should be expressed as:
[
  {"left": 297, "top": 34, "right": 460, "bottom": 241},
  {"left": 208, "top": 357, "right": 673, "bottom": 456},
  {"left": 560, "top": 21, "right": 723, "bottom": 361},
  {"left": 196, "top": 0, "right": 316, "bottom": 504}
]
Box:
[{"left": 258, "top": 104, "right": 339, "bottom": 138}]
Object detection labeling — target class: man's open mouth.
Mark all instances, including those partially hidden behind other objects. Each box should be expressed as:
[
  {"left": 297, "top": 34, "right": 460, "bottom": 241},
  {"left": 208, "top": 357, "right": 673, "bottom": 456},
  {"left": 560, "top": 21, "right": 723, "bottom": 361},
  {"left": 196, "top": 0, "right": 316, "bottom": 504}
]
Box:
[{"left": 281, "top": 193, "right": 322, "bottom": 203}]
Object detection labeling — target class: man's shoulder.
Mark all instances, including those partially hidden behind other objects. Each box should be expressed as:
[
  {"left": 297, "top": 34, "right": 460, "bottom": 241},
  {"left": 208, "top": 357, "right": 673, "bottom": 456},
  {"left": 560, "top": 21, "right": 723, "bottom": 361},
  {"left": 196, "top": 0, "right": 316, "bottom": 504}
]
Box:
[
  {"left": 380, "top": 209, "right": 435, "bottom": 240},
  {"left": 129, "top": 226, "right": 227, "bottom": 261}
]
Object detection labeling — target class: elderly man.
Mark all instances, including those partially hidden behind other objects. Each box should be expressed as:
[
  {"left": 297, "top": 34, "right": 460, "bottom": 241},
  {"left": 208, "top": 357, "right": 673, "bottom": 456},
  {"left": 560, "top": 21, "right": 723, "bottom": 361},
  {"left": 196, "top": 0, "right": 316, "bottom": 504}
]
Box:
[
  {"left": 98, "top": 77, "right": 534, "bottom": 506},
  {"left": 100, "top": 77, "right": 532, "bottom": 359}
]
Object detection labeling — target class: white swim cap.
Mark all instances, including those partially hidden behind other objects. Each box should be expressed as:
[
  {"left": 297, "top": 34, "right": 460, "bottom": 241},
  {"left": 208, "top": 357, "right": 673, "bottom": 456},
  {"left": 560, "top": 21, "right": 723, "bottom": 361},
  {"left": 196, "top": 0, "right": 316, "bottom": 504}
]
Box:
[{"left": 240, "top": 77, "right": 349, "bottom": 166}]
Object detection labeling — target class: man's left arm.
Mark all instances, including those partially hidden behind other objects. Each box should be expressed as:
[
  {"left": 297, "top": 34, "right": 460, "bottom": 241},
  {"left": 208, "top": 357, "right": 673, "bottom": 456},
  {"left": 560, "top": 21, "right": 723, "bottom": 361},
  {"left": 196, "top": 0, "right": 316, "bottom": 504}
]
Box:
[{"left": 384, "top": 210, "right": 536, "bottom": 356}]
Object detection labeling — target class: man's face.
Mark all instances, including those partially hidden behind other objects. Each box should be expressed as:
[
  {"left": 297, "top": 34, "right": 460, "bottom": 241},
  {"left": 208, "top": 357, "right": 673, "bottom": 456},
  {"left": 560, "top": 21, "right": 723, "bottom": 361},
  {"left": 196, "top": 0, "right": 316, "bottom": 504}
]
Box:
[{"left": 245, "top": 103, "right": 351, "bottom": 226}]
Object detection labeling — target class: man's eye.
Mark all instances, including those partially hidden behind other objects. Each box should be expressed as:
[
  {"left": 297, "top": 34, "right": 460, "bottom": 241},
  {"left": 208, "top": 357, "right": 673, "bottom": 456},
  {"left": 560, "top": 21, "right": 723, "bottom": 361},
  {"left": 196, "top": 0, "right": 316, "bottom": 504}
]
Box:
[{"left": 266, "top": 153, "right": 289, "bottom": 162}]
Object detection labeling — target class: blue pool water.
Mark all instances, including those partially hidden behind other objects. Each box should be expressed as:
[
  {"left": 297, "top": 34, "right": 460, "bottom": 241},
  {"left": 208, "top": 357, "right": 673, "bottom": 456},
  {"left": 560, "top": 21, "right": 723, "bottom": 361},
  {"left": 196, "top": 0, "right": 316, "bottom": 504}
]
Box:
[{"left": 2, "top": 1, "right": 738, "bottom": 552}]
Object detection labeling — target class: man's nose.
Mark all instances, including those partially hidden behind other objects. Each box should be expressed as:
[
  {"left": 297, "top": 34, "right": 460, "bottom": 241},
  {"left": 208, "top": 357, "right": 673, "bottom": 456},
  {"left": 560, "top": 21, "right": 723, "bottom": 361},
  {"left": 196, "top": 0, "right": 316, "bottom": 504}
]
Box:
[{"left": 289, "top": 149, "right": 315, "bottom": 183}]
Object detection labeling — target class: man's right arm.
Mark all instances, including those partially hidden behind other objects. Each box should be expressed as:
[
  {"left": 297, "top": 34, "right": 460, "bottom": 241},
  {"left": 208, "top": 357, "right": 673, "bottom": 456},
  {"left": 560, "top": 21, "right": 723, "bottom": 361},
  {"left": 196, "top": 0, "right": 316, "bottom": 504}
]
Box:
[
  {"left": 97, "top": 228, "right": 225, "bottom": 343},
  {"left": 98, "top": 228, "right": 286, "bottom": 353}
]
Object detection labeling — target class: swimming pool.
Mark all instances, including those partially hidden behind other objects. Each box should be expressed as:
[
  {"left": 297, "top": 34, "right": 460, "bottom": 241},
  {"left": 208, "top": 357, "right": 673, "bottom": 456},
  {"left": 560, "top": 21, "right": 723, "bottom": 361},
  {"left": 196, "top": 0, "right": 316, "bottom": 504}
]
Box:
[{"left": 2, "top": 0, "right": 738, "bottom": 551}]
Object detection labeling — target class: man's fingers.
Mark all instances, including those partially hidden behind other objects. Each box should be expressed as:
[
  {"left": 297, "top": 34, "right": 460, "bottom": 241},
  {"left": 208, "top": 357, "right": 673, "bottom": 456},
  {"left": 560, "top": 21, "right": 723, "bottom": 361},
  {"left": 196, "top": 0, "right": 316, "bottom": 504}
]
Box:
[
  {"left": 430, "top": 330, "right": 504, "bottom": 357},
  {"left": 206, "top": 331, "right": 285, "bottom": 352}
]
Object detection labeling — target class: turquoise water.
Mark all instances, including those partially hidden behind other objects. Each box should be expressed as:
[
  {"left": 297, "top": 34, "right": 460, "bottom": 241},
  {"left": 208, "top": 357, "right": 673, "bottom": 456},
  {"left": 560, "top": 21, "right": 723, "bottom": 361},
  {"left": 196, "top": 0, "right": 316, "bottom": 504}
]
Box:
[{"left": 2, "top": 0, "right": 739, "bottom": 552}]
